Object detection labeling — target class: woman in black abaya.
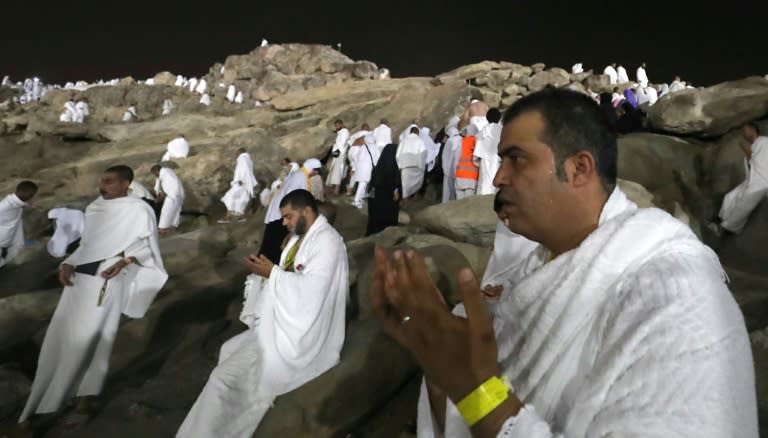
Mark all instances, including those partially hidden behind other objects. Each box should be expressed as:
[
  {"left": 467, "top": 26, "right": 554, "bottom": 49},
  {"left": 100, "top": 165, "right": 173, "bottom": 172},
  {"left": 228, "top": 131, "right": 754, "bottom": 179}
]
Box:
[{"left": 366, "top": 143, "right": 402, "bottom": 236}]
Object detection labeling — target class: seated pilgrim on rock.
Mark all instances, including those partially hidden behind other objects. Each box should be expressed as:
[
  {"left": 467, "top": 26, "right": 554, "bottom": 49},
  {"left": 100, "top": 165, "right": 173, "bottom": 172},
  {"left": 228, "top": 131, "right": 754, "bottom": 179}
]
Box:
[{"left": 177, "top": 189, "right": 348, "bottom": 438}]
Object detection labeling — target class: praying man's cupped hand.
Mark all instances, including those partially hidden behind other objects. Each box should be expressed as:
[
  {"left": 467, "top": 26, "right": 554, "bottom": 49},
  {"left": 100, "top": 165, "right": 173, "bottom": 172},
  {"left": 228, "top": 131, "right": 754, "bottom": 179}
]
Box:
[{"left": 370, "top": 246, "right": 523, "bottom": 436}]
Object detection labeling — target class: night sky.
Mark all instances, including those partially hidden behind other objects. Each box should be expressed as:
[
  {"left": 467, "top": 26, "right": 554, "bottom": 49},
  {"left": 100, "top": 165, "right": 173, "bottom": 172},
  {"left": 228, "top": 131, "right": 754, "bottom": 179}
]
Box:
[{"left": 1, "top": 0, "right": 766, "bottom": 87}]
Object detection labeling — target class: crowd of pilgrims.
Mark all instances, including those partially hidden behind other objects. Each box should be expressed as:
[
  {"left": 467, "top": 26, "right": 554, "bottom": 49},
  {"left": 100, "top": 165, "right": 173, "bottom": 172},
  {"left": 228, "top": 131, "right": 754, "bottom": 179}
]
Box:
[
  {"left": 3, "top": 59, "right": 705, "bottom": 128},
  {"left": 2, "top": 56, "right": 768, "bottom": 435}
]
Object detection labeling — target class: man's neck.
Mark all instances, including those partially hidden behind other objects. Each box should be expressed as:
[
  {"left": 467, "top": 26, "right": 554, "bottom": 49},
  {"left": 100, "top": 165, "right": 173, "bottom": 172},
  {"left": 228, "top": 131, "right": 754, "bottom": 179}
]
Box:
[{"left": 544, "top": 189, "right": 611, "bottom": 257}]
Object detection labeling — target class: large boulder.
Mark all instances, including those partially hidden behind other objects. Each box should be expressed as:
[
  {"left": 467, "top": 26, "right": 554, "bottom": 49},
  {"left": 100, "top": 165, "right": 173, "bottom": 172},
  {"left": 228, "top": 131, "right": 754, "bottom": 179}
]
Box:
[
  {"left": 207, "top": 44, "right": 381, "bottom": 104},
  {"left": 617, "top": 133, "right": 701, "bottom": 209},
  {"left": 0, "top": 365, "right": 30, "bottom": 420},
  {"left": 0, "top": 290, "right": 60, "bottom": 352},
  {"left": 271, "top": 78, "right": 469, "bottom": 158},
  {"left": 717, "top": 199, "right": 768, "bottom": 275},
  {"left": 256, "top": 319, "right": 418, "bottom": 436},
  {"left": 435, "top": 61, "right": 501, "bottom": 84},
  {"left": 152, "top": 71, "right": 177, "bottom": 86},
  {"left": 413, "top": 195, "right": 496, "bottom": 247},
  {"left": 647, "top": 77, "right": 768, "bottom": 137},
  {"left": 528, "top": 70, "right": 570, "bottom": 92}
]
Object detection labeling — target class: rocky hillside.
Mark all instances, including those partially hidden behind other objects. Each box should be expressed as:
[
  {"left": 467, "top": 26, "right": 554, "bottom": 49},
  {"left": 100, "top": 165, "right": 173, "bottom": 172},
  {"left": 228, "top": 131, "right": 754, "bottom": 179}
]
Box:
[{"left": 0, "top": 44, "right": 767, "bottom": 436}]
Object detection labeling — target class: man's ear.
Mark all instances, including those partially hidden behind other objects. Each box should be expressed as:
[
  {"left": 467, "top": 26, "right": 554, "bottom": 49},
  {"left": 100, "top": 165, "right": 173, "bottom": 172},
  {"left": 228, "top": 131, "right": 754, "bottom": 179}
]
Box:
[{"left": 568, "top": 151, "right": 596, "bottom": 187}]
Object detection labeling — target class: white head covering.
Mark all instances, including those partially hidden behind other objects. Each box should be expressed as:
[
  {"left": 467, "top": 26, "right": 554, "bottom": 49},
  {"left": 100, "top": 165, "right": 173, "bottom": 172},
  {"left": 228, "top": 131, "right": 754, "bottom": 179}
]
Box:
[
  {"left": 446, "top": 115, "right": 460, "bottom": 129},
  {"left": 303, "top": 158, "right": 322, "bottom": 170},
  {"left": 364, "top": 133, "right": 376, "bottom": 147}
]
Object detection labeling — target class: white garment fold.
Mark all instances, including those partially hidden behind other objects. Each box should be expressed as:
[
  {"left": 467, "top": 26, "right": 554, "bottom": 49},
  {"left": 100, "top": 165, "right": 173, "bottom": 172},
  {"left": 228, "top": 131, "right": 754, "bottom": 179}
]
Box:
[
  {"left": 178, "top": 215, "right": 348, "bottom": 438},
  {"left": 162, "top": 137, "right": 190, "bottom": 161},
  {"left": 265, "top": 169, "right": 308, "bottom": 223},
  {"left": 420, "top": 127, "right": 440, "bottom": 172},
  {"left": 636, "top": 66, "right": 649, "bottom": 87},
  {"left": 373, "top": 123, "right": 392, "bottom": 148},
  {"left": 418, "top": 188, "right": 757, "bottom": 438},
  {"left": 129, "top": 180, "right": 154, "bottom": 200},
  {"left": 396, "top": 133, "right": 427, "bottom": 198},
  {"left": 720, "top": 136, "right": 768, "bottom": 232},
  {"left": 480, "top": 221, "right": 538, "bottom": 290},
  {"left": 47, "top": 208, "right": 85, "bottom": 258},
  {"left": 399, "top": 124, "right": 418, "bottom": 144},
  {"left": 326, "top": 128, "right": 350, "bottom": 186},
  {"left": 441, "top": 129, "right": 462, "bottom": 202},
  {"left": 226, "top": 85, "right": 236, "bottom": 102},
  {"left": 162, "top": 99, "right": 174, "bottom": 115},
  {"left": 20, "top": 196, "right": 167, "bottom": 422},
  {"left": 474, "top": 123, "right": 502, "bottom": 195},
  {"left": 221, "top": 153, "right": 258, "bottom": 215},
  {"left": 617, "top": 65, "right": 629, "bottom": 83},
  {"left": 354, "top": 136, "right": 381, "bottom": 207},
  {"left": 156, "top": 168, "right": 185, "bottom": 229},
  {"left": 0, "top": 193, "right": 26, "bottom": 268}
]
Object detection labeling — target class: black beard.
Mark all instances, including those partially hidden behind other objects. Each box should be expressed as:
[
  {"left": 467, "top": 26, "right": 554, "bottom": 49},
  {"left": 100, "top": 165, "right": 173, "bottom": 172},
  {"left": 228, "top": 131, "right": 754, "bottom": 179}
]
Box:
[{"left": 294, "top": 214, "right": 308, "bottom": 235}]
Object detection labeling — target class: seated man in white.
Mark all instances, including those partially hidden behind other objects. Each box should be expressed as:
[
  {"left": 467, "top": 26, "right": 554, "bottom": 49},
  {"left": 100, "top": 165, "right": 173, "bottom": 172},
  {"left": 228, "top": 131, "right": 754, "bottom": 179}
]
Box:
[
  {"left": 161, "top": 135, "right": 190, "bottom": 161},
  {"left": 219, "top": 148, "right": 258, "bottom": 222},
  {"left": 715, "top": 122, "right": 768, "bottom": 234},
  {"left": 371, "top": 89, "right": 757, "bottom": 437},
  {"left": 0, "top": 181, "right": 37, "bottom": 268},
  {"left": 177, "top": 189, "right": 348, "bottom": 438},
  {"left": 47, "top": 208, "right": 85, "bottom": 258},
  {"left": 122, "top": 105, "right": 137, "bottom": 122}
]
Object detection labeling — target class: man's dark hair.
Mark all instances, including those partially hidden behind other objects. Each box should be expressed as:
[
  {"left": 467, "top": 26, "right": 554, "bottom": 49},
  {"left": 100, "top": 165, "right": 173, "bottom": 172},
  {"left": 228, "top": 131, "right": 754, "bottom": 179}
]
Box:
[
  {"left": 16, "top": 180, "right": 38, "bottom": 198},
  {"left": 334, "top": 119, "right": 343, "bottom": 125},
  {"left": 150, "top": 164, "right": 162, "bottom": 174},
  {"left": 105, "top": 165, "right": 134, "bottom": 182},
  {"left": 380, "top": 118, "right": 389, "bottom": 124},
  {"left": 502, "top": 88, "right": 617, "bottom": 193},
  {"left": 410, "top": 126, "right": 420, "bottom": 134},
  {"left": 746, "top": 122, "right": 760, "bottom": 135},
  {"left": 279, "top": 189, "right": 318, "bottom": 215},
  {"left": 486, "top": 108, "right": 502, "bottom": 124}
]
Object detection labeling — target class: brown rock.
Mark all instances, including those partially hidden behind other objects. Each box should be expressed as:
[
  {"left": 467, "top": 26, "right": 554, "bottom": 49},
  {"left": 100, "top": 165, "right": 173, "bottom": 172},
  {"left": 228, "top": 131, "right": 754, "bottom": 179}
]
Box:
[{"left": 647, "top": 76, "right": 768, "bottom": 137}]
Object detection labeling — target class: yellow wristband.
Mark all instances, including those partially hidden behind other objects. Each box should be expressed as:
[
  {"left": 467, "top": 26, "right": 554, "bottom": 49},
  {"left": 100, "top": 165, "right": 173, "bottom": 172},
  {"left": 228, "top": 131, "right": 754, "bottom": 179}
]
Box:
[{"left": 456, "top": 376, "right": 513, "bottom": 427}]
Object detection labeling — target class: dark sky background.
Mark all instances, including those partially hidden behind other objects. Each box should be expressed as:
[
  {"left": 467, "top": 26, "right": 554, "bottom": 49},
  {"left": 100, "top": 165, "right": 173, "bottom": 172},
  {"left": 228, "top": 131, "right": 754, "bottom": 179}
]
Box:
[{"left": 1, "top": 0, "right": 766, "bottom": 87}]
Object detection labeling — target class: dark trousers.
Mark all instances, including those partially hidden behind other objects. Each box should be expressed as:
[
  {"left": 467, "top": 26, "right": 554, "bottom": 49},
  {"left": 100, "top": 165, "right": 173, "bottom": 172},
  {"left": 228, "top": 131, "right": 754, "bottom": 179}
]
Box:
[{"left": 258, "top": 219, "right": 289, "bottom": 264}]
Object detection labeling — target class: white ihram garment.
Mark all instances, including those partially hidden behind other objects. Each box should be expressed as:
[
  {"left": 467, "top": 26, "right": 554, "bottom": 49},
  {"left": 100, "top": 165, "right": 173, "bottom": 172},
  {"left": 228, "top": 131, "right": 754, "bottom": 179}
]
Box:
[
  {"left": 177, "top": 215, "right": 348, "bottom": 438},
  {"left": 156, "top": 168, "right": 185, "bottom": 229},
  {"left": 474, "top": 123, "right": 502, "bottom": 195},
  {"left": 417, "top": 188, "right": 757, "bottom": 437},
  {"left": 719, "top": 136, "right": 768, "bottom": 233},
  {"left": 221, "top": 152, "right": 259, "bottom": 215},
  {"left": 20, "top": 197, "right": 167, "bottom": 422},
  {"left": 396, "top": 133, "right": 426, "bottom": 198},
  {"left": 47, "top": 208, "right": 85, "bottom": 257},
  {"left": 0, "top": 193, "right": 26, "bottom": 268},
  {"left": 326, "top": 128, "right": 350, "bottom": 186}
]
